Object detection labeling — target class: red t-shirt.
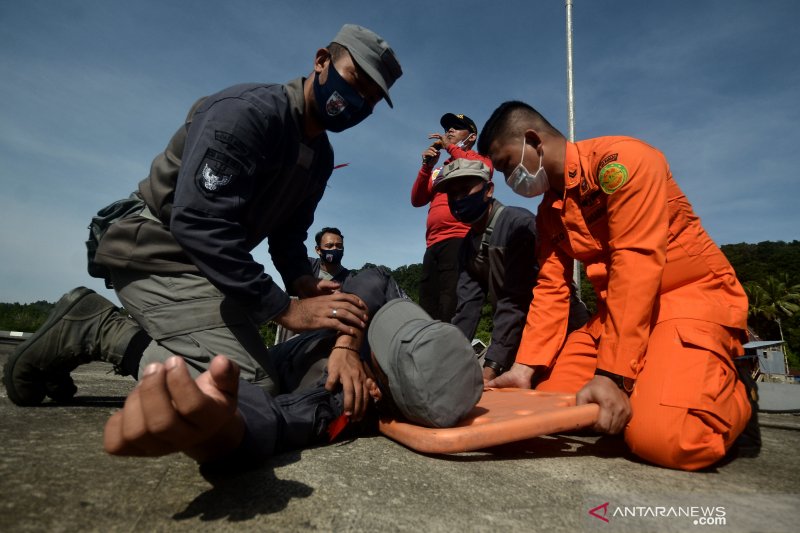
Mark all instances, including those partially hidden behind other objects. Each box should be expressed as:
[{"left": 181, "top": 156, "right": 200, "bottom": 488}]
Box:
[{"left": 410, "top": 145, "right": 493, "bottom": 248}]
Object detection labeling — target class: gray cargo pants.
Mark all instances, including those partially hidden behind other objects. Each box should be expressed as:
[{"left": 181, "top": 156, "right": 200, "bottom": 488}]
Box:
[{"left": 110, "top": 269, "right": 279, "bottom": 395}]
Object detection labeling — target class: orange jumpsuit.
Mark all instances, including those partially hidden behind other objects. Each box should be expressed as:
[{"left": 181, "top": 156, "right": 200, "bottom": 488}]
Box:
[{"left": 517, "top": 136, "right": 751, "bottom": 470}]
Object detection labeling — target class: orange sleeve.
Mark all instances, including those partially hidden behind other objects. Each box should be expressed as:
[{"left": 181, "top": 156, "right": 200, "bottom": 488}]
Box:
[
  {"left": 515, "top": 207, "right": 573, "bottom": 367},
  {"left": 597, "top": 141, "right": 669, "bottom": 378}
]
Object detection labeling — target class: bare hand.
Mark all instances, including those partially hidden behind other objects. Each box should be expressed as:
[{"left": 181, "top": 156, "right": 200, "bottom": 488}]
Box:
[
  {"left": 103, "top": 355, "right": 244, "bottom": 463},
  {"left": 293, "top": 275, "right": 341, "bottom": 298},
  {"left": 486, "top": 363, "right": 536, "bottom": 389},
  {"left": 326, "top": 347, "right": 369, "bottom": 421},
  {"left": 276, "top": 293, "right": 368, "bottom": 335},
  {"left": 422, "top": 133, "right": 444, "bottom": 166},
  {"left": 576, "top": 375, "right": 632, "bottom": 434},
  {"left": 428, "top": 132, "right": 448, "bottom": 148}
]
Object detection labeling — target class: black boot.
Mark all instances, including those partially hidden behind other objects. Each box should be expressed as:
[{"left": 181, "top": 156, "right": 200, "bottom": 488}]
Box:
[{"left": 3, "top": 287, "right": 141, "bottom": 406}]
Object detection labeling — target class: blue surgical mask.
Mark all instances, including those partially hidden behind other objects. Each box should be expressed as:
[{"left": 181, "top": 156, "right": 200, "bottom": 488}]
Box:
[
  {"left": 506, "top": 138, "right": 549, "bottom": 198},
  {"left": 320, "top": 248, "right": 344, "bottom": 265},
  {"left": 449, "top": 183, "right": 490, "bottom": 224},
  {"left": 313, "top": 62, "right": 372, "bottom": 132}
]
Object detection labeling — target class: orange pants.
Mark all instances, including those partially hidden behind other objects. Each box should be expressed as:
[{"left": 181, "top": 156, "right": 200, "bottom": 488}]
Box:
[{"left": 535, "top": 318, "right": 751, "bottom": 471}]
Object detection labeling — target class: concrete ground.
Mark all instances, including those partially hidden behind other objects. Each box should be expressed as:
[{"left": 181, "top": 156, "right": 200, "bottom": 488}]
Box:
[{"left": 1, "top": 341, "right": 798, "bottom": 533}]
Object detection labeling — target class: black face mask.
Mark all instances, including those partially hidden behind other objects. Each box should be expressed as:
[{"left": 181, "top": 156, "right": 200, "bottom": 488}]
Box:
[
  {"left": 449, "top": 183, "right": 490, "bottom": 224},
  {"left": 320, "top": 248, "right": 344, "bottom": 265},
  {"left": 313, "top": 62, "right": 372, "bottom": 132}
]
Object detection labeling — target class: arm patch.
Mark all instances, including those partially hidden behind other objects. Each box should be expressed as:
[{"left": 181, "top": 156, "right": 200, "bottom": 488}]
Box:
[{"left": 196, "top": 148, "right": 243, "bottom": 192}]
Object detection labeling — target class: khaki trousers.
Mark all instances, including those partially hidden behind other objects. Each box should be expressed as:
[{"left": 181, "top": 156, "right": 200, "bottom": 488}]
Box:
[{"left": 110, "top": 269, "right": 278, "bottom": 394}]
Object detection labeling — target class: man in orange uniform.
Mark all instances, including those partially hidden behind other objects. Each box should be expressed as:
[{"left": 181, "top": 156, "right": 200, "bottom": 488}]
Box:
[{"left": 478, "top": 101, "right": 755, "bottom": 471}]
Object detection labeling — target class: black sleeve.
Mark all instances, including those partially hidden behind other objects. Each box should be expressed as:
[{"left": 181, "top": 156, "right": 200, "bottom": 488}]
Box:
[
  {"left": 268, "top": 178, "right": 327, "bottom": 294},
  {"left": 341, "top": 266, "right": 408, "bottom": 319},
  {"left": 204, "top": 377, "right": 345, "bottom": 471},
  {"left": 171, "top": 96, "right": 290, "bottom": 324},
  {"left": 486, "top": 213, "right": 538, "bottom": 369},
  {"left": 451, "top": 238, "right": 485, "bottom": 340}
]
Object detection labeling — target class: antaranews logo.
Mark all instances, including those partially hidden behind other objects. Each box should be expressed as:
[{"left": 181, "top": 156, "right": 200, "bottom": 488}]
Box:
[
  {"left": 588, "top": 502, "right": 610, "bottom": 523},
  {"left": 588, "top": 502, "right": 727, "bottom": 526}
]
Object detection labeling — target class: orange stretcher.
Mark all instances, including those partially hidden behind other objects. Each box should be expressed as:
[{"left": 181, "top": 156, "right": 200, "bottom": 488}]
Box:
[{"left": 378, "top": 388, "right": 599, "bottom": 454}]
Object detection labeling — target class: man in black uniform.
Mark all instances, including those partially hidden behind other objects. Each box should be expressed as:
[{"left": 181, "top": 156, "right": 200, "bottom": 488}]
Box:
[
  {"left": 433, "top": 159, "right": 589, "bottom": 382},
  {"left": 4, "top": 24, "right": 402, "bottom": 414}
]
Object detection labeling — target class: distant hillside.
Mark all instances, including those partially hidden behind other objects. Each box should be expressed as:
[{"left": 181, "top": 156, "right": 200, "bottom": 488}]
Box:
[
  {"left": 722, "top": 240, "right": 800, "bottom": 285},
  {"left": 3, "top": 241, "right": 798, "bottom": 363}
]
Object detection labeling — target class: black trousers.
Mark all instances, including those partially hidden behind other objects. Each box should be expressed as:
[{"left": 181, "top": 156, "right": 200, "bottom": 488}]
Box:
[{"left": 419, "top": 237, "right": 463, "bottom": 322}]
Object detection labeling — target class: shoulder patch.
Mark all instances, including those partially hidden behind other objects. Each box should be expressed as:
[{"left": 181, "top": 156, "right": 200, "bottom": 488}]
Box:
[
  {"left": 196, "top": 148, "right": 243, "bottom": 193},
  {"left": 598, "top": 162, "right": 628, "bottom": 194},
  {"left": 596, "top": 153, "right": 618, "bottom": 174},
  {"left": 201, "top": 164, "right": 232, "bottom": 191}
]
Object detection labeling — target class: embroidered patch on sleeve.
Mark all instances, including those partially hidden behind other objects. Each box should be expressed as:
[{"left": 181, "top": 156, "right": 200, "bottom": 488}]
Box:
[
  {"left": 201, "top": 164, "right": 232, "bottom": 191},
  {"left": 598, "top": 162, "right": 629, "bottom": 194},
  {"left": 195, "top": 148, "right": 242, "bottom": 193}
]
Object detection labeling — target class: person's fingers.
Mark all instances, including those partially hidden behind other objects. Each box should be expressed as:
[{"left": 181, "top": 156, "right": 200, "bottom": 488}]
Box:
[
  {"left": 192, "top": 355, "right": 239, "bottom": 403},
  {"left": 354, "top": 378, "right": 369, "bottom": 421},
  {"left": 104, "top": 406, "right": 146, "bottom": 456},
  {"left": 316, "top": 280, "right": 341, "bottom": 293},
  {"left": 349, "top": 373, "right": 365, "bottom": 421},
  {"left": 207, "top": 354, "right": 240, "bottom": 396},
  {"left": 324, "top": 304, "right": 364, "bottom": 324},
  {"left": 138, "top": 362, "right": 197, "bottom": 452},
  {"left": 366, "top": 378, "right": 381, "bottom": 401},
  {"left": 331, "top": 292, "right": 368, "bottom": 312},
  {"left": 118, "top": 369, "right": 176, "bottom": 456},
  {"left": 486, "top": 368, "right": 530, "bottom": 389},
  {"left": 341, "top": 374, "right": 355, "bottom": 417},
  {"left": 324, "top": 366, "right": 338, "bottom": 392}
]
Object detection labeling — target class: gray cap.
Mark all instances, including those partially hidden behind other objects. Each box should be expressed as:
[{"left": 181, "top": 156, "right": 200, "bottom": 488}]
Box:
[
  {"left": 432, "top": 158, "right": 493, "bottom": 192},
  {"left": 368, "top": 299, "right": 483, "bottom": 428},
  {"left": 332, "top": 24, "right": 402, "bottom": 108}
]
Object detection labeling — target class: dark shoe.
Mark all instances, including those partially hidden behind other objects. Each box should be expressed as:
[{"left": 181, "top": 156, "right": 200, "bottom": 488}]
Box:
[
  {"left": 3, "top": 287, "right": 135, "bottom": 406},
  {"left": 732, "top": 361, "right": 761, "bottom": 458}
]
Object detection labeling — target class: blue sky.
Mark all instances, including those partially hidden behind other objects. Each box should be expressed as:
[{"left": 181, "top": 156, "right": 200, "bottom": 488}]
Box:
[{"left": 1, "top": 0, "right": 798, "bottom": 304}]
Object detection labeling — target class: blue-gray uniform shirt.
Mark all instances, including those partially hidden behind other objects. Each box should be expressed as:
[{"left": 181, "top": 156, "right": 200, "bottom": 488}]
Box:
[{"left": 95, "top": 78, "right": 333, "bottom": 323}]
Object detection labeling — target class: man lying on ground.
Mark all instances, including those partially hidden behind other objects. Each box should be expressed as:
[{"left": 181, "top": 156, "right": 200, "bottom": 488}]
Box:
[{"left": 104, "top": 269, "right": 483, "bottom": 468}]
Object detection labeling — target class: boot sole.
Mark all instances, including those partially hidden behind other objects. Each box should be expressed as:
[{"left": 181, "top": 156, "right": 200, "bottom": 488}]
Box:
[{"left": 3, "top": 287, "right": 95, "bottom": 406}]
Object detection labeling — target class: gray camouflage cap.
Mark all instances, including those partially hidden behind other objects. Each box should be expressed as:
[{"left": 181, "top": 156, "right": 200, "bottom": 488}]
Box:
[
  {"left": 433, "top": 158, "right": 493, "bottom": 192},
  {"left": 332, "top": 24, "right": 402, "bottom": 108},
  {"left": 368, "top": 299, "right": 483, "bottom": 427}
]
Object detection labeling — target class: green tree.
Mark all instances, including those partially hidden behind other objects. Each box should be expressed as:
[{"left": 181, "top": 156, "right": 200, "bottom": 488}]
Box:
[{"left": 744, "top": 275, "right": 800, "bottom": 341}]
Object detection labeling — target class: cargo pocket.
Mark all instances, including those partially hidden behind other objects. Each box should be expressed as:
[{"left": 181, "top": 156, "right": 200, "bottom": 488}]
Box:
[
  {"left": 660, "top": 323, "right": 738, "bottom": 435},
  {"left": 140, "top": 296, "right": 248, "bottom": 340}
]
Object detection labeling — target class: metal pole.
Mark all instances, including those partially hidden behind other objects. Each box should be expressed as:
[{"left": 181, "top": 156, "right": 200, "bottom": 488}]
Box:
[
  {"left": 566, "top": 0, "right": 576, "bottom": 143},
  {"left": 566, "top": 0, "right": 581, "bottom": 298}
]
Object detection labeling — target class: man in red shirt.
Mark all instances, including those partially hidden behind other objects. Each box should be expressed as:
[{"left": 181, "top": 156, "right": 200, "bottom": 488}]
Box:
[{"left": 411, "top": 113, "right": 492, "bottom": 321}]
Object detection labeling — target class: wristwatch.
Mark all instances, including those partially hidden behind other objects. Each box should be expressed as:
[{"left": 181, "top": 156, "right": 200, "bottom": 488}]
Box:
[
  {"left": 483, "top": 359, "right": 507, "bottom": 375},
  {"left": 594, "top": 369, "right": 635, "bottom": 394}
]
